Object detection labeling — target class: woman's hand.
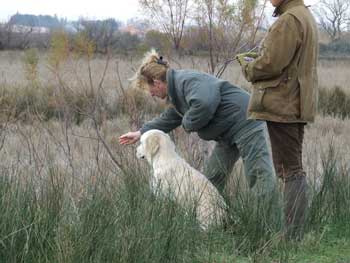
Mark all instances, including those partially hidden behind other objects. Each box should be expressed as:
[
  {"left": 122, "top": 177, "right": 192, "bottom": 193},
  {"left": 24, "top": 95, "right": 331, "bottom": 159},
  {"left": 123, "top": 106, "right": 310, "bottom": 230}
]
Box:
[{"left": 119, "top": 131, "right": 141, "bottom": 145}]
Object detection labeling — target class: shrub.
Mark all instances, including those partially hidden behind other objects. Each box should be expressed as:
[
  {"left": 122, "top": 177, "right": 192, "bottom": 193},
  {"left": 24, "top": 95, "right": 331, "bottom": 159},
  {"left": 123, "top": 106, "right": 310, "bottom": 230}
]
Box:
[
  {"left": 22, "top": 48, "right": 39, "bottom": 85},
  {"left": 319, "top": 39, "right": 350, "bottom": 56},
  {"left": 318, "top": 86, "right": 350, "bottom": 119}
]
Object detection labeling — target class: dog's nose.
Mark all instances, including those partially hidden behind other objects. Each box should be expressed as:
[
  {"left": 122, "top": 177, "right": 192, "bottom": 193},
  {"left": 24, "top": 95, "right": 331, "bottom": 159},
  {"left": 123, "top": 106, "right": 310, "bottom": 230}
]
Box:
[{"left": 136, "top": 151, "right": 144, "bottom": 159}]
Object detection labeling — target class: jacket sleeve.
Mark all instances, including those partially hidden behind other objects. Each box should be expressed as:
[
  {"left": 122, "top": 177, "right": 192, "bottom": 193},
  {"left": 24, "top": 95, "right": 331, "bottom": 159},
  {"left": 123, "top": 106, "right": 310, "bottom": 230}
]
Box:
[
  {"left": 243, "top": 15, "right": 302, "bottom": 83},
  {"left": 140, "top": 107, "right": 182, "bottom": 134},
  {"left": 182, "top": 80, "right": 221, "bottom": 132}
]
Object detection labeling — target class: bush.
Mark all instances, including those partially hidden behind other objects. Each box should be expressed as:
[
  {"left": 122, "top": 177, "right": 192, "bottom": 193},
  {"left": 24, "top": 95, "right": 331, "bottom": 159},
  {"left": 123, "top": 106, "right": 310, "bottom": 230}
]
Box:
[
  {"left": 22, "top": 48, "right": 39, "bottom": 85},
  {"left": 0, "top": 84, "right": 95, "bottom": 124},
  {"left": 318, "top": 86, "right": 350, "bottom": 119},
  {"left": 319, "top": 40, "right": 350, "bottom": 56},
  {"left": 0, "top": 82, "right": 168, "bottom": 125},
  {"left": 144, "top": 30, "right": 172, "bottom": 54}
]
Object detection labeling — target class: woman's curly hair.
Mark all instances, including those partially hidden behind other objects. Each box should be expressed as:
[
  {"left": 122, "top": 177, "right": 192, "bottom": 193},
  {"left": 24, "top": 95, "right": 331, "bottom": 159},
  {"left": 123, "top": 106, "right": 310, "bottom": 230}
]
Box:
[{"left": 129, "top": 49, "right": 169, "bottom": 90}]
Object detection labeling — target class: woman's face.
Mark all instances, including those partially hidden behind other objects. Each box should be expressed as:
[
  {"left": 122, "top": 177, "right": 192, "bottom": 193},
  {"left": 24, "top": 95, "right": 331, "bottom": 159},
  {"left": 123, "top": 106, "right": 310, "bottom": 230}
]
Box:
[{"left": 149, "top": 79, "right": 168, "bottom": 99}]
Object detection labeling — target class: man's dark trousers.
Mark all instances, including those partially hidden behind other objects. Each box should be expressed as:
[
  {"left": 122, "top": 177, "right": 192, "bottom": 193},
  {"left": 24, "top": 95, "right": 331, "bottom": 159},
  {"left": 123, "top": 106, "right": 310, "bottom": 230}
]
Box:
[{"left": 267, "top": 121, "right": 308, "bottom": 240}]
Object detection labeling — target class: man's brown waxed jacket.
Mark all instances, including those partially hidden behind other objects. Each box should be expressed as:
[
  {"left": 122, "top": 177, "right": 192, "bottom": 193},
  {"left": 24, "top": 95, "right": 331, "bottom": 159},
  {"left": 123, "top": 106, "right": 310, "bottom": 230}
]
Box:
[{"left": 242, "top": 0, "right": 319, "bottom": 123}]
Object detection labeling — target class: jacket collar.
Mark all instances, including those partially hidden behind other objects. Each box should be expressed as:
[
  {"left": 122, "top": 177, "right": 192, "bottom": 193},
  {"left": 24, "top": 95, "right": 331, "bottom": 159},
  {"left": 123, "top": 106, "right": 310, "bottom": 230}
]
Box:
[
  {"left": 273, "top": 0, "right": 305, "bottom": 16},
  {"left": 166, "top": 68, "right": 176, "bottom": 105}
]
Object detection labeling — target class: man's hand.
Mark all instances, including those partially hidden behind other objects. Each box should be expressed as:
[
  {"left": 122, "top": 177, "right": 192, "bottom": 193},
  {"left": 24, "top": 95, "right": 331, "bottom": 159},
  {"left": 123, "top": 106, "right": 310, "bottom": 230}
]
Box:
[
  {"left": 235, "top": 52, "right": 258, "bottom": 66},
  {"left": 242, "top": 52, "right": 259, "bottom": 58},
  {"left": 119, "top": 131, "right": 141, "bottom": 145}
]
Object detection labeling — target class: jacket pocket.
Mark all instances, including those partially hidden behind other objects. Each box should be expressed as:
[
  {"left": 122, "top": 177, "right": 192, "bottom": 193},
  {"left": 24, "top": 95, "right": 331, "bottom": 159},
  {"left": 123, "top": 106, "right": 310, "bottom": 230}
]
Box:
[
  {"left": 249, "top": 76, "right": 284, "bottom": 112},
  {"left": 248, "top": 87, "right": 266, "bottom": 111}
]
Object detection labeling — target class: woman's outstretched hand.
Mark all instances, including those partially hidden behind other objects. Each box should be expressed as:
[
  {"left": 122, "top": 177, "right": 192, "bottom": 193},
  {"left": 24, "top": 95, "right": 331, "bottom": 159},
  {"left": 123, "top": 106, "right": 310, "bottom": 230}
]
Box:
[{"left": 119, "top": 131, "right": 141, "bottom": 145}]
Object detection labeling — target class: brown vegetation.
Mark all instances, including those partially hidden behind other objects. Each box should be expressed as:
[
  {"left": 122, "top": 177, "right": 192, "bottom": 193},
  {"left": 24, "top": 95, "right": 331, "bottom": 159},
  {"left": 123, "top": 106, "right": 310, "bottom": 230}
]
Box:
[
  {"left": 0, "top": 50, "right": 349, "bottom": 176},
  {"left": 0, "top": 47, "right": 349, "bottom": 262}
]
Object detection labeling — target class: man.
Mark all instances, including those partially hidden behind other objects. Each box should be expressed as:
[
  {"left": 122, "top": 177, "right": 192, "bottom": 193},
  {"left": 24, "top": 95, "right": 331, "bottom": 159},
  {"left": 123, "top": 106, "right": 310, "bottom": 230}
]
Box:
[
  {"left": 236, "top": 0, "right": 318, "bottom": 239},
  {"left": 120, "top": 50, "right": 277, "bottom": 199}
]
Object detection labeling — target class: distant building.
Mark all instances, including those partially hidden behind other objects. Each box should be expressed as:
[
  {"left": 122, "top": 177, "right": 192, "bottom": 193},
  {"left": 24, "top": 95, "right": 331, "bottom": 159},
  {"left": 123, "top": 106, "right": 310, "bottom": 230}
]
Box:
[
  {"left": 120, "top": 25, "right": 144, "bottom": 37},
  {"left": 11, "top": 24, "right": 50, "bottom": 34}
]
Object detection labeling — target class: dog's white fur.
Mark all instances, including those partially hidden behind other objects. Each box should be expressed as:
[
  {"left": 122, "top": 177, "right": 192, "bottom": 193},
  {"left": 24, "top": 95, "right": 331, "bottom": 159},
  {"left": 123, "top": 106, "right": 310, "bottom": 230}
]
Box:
[{"left": 137, "top": 129, "right": 227, "bottom": 229}]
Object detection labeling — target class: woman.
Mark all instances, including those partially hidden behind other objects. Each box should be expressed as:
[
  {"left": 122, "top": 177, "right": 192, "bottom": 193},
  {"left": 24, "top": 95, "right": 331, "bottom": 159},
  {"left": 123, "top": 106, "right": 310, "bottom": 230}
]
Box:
[{"left": 119, "top": 50, "right": 276, "bottom": 196}]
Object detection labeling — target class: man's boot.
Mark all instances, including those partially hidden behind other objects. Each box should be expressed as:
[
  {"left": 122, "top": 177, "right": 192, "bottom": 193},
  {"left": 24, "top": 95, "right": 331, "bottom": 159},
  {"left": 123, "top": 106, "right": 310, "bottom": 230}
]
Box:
[{"left": 284, "top": 175, "right": 308, "bottom": 240}]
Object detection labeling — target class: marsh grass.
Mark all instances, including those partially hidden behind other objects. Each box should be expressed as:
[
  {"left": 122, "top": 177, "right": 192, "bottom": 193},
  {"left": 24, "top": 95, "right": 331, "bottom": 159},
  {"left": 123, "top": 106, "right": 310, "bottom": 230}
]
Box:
[
  {"left": 307, "top": 144, "right": 350, "bottom": 234},
  {"left": 0, "top": 159, "right": 220, "bottom": 262},
  {"left": 0, "top": 146, "right": 349, "bottom": 263},
  {"left": 319, "top": 86, "right": 350, "bottom": 119},
  {"left": 0, "top": 50, "right": 349, "bottom": 262},
  {"left": 1, "top": 81, "right": 350, "bottom": 126},
  {"left": 1, "top": 50, "right": 350, "bottom": 123}
]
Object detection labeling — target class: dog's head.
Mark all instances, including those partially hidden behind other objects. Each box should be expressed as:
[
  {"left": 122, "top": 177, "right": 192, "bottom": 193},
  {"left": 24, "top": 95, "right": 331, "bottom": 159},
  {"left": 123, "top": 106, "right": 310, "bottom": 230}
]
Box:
[{"left": 136, "top": 129, "right": 175, "bottom": 163}]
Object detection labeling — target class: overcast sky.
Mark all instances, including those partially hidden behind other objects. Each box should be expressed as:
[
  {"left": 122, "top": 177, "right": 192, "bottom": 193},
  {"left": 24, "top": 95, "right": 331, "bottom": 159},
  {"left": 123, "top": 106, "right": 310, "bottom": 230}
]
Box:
[
  {"left": 0, "top": 0, "right": 141, "bottom": 22},
  {"left": 1, "top": 0, "right": 319, "bottom": 23}
]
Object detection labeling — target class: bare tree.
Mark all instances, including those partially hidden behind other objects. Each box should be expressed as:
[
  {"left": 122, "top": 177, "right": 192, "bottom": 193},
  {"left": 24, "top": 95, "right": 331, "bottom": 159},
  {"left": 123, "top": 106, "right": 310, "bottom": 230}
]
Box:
[
  {"left": 193, "top": 0, "right": 265, "bottom": 74},
  {"left": 76, "top": 18, "right": 121, "bottom": 53},
  {"left": 47, "top": 31, "right": 130, "bottom": 175},
  {"left": 139, "top": 0, "right": 191, "bottom": 51},
  {"left": 316, "top": 0, "right": 350, "bottom": 42}
]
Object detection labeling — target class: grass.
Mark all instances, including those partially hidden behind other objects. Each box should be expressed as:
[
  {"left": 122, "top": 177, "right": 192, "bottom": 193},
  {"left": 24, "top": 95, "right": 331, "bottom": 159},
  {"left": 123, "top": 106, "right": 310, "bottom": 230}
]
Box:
[
  {"left": 0, "top": 139, "right": 349, "bottom": 262},
  {"left": 319, "top": 86, "right": 350, "bottom": 119},
  {"left": 0, "top": 50, "right": 349, "bottom": 262},
  {"left": 1, "top": 79, "right": 349, "bottom": 125},
  {"left": 1, "top": 50, "right": 350, "bottom": 123},
  {"left": 289, "top": 231, "right": 350, "bottom": 263}
]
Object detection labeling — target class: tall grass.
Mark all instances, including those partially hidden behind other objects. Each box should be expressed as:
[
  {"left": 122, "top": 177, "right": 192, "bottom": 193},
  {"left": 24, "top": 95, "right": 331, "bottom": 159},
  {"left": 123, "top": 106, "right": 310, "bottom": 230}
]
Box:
[
  {"left": 1, "top": 83, "right": 349, "bottom": 125},
  {"left": 0, "top": 50, "right": 349, "bottom": 262},
  {"left": 307, "top": 144, "right": 350, "bottom": 235},
  {"left": 0, "top": 142, "right": 348, "bottom": 262},
  {"left": 319, "top": 86, "right": 350, "bottom": 119},
  {"left": 0, "top": 160, "right": 216, "bottom": 262},
  {"left": 1, "top": 50, "right": 350, "bottom": 123}
]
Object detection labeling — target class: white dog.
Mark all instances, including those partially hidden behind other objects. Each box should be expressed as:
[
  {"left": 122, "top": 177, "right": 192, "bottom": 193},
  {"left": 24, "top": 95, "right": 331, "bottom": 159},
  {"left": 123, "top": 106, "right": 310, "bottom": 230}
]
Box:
[{"left": 136, "top": 129, "right": 227, "bottom": 230}]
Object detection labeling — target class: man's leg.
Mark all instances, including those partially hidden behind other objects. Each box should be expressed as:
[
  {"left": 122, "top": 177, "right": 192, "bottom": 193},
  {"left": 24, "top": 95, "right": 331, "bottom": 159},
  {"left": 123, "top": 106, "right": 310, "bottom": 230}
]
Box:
[
  {"left": 267, "top": 121, "right": 307, "bottom": 240},
  {"left": 203, "top": 142, "right": 240, "bottom": 194}
]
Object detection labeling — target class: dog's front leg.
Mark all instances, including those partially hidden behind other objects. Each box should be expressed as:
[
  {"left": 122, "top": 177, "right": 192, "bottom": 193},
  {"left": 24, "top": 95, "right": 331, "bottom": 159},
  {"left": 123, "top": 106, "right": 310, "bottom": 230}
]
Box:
[{"left": 150, "top": 174, "right": 164, "bottom": 197}]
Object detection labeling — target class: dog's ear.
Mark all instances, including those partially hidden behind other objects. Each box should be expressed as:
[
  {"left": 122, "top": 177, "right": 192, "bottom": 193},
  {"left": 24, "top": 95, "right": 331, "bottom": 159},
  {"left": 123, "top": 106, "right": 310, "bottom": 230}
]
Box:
[{"left": 146, "top": 134, "right": 160, "bottom": 157}]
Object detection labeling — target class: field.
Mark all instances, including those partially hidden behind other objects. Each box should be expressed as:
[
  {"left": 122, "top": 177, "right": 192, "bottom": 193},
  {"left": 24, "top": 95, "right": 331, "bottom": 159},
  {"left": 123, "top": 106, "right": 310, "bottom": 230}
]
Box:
[{"left": 0, "top": 50, "right": 349, "bottom": 262}]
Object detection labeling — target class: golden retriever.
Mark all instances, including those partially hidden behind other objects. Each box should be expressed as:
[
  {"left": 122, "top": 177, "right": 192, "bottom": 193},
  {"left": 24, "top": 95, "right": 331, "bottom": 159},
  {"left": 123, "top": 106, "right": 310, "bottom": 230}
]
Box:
[{"left": 136, "top": 129, "right": 227, "bottom": 230}]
